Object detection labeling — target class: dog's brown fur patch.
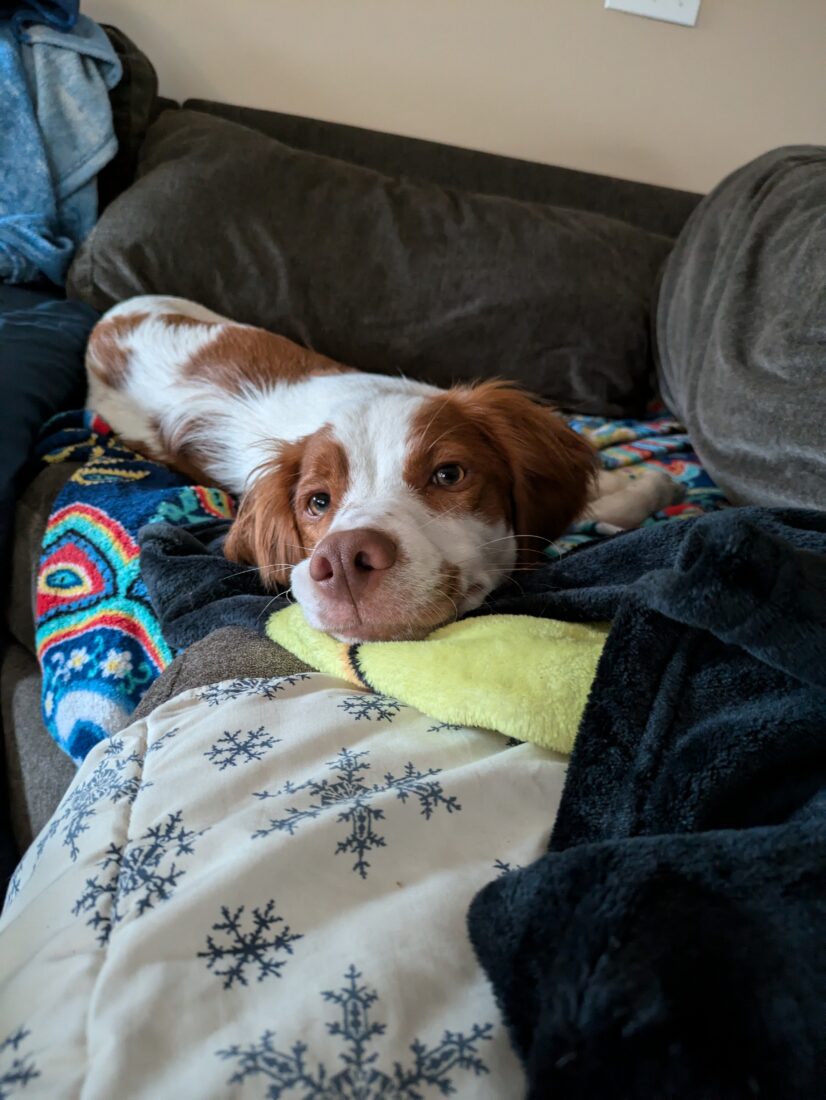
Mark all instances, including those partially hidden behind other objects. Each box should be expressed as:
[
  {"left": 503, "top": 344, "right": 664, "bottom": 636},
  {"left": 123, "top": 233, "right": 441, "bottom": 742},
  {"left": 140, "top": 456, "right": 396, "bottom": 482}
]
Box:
[
  {"left": 184, "top": 326, "right": 353, "bottom": 394},
  {"left": 85, "top": 312, "right": 149, "bottom": 389}
]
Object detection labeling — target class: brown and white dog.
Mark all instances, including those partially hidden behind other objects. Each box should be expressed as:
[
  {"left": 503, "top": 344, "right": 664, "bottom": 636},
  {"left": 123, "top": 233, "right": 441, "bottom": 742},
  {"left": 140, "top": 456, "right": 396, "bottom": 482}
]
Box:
[{"left": 86, "top": 295, "right": 678, "bottom": 642}]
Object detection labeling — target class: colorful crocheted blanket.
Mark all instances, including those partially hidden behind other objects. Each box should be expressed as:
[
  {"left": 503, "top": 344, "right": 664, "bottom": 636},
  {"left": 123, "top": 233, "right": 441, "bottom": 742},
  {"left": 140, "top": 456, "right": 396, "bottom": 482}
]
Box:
[
  {"left": 34, "top": 406, "right": 727, "bottom": 763},
  {"left": 35, "top": 411, "right": 235, "bottom": 762},
  {"left": 552, "top": 408, "right": 729, "bottom": 556}
]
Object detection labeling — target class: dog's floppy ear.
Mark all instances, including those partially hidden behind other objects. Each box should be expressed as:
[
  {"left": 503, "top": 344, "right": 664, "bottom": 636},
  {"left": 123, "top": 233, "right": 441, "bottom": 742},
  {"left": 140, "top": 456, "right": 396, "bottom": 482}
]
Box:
[
  {"left": 460, "top": 381, "right": 597, "bottom": 563},
  {"left": 223, "top": 440, "right": 306, "bottom": 589}
]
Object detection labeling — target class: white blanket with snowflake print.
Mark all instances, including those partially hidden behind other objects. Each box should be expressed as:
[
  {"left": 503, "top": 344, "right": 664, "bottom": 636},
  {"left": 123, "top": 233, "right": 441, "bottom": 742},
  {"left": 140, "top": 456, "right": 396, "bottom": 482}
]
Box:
[{"left": 0, "top": 672, "right": 567, "bottom": 1099}]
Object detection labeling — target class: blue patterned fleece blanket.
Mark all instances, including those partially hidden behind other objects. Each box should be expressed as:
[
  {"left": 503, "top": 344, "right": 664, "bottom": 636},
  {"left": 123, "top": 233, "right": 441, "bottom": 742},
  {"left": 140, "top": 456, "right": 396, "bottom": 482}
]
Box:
[
  {"left": 35, "top": 412, "right": 235, "bottom": 762},
  {"left": 0, "top": 14, "right": 120, "bottom": 284},
  {"left": 36, "top": 406, "right": 728, "bottom": 763}
]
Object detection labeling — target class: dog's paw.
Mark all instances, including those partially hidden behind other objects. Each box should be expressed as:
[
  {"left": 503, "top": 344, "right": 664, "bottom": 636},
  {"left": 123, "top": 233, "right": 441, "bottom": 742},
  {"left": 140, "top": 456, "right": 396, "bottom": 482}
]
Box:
[
  {"left": 587, "top": 467, "right": 684, "bottom": 529},
  {"left": 640, "top": 467, "right": 686, "bottom": 510}
]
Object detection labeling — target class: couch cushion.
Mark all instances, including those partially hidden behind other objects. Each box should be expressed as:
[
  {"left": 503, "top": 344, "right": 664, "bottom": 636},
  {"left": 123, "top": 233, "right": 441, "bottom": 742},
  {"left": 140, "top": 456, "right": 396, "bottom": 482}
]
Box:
[
  {"left": 98, "top": 24, "right": 161, "bottom": 213},
  {"left": 655, "top": 146, "right": 826, "bottom": 509},
  {"left": 131, "top": 626, "right": 311, "bottom": 720},
  {"left": 1, "top": 642, "right": 76, "bottom": 851},
  {"left": 68, "top": 109, "right": 673, "bottom": 417}
]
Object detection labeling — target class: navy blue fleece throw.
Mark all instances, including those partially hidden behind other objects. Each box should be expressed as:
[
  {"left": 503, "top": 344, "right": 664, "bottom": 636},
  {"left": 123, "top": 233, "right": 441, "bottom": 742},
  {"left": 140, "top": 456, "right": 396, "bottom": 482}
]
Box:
[
  {"left": 0, "top": 296, "right": 96, "bottom": 569},
  {"left": 467, "top": 507, "right": 826, "bottom": 1100}
]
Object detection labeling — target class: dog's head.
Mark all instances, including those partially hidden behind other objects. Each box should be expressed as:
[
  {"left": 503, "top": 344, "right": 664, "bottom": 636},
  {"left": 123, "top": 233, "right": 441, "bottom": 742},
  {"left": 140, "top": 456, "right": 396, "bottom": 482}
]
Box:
[{"left": 224, "top": 381, "right": 596, "bottom": 641}]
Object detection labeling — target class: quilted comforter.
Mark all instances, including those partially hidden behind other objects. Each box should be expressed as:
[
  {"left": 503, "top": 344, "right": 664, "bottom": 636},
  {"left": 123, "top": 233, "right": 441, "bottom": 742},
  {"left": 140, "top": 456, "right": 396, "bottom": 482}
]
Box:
[{"left": 0, "top": 671, "right": 565, "bottom": 1098}]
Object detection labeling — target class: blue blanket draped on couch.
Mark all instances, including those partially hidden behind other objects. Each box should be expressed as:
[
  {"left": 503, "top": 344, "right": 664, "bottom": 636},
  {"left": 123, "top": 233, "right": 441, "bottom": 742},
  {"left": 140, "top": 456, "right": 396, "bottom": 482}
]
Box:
[
  {"left": 0, "top": 14, "right": 120, "bottom": 284},
  {"left": 0, "top": 1, "right": 78, "bottom": 35}
]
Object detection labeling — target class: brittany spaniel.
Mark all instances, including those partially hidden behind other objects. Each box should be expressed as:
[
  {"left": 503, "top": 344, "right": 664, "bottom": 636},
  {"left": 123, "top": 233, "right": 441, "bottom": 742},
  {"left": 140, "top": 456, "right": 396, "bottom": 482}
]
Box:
[{"left": 86, "top": 295, "right": 678, "bottom": 642}]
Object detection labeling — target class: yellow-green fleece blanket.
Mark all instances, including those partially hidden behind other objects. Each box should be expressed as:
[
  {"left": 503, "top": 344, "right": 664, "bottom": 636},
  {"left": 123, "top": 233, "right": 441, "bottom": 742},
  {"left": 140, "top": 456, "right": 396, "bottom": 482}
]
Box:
[{"left": 266, "top": 606, "right": 609, "bottom": 754}]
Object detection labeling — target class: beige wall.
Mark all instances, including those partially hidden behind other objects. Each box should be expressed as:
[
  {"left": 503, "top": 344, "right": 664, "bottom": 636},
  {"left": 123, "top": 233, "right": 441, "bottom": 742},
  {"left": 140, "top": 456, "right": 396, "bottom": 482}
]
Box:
[{"left": 85, "top": 0, "right": 826, "bottom": 193}]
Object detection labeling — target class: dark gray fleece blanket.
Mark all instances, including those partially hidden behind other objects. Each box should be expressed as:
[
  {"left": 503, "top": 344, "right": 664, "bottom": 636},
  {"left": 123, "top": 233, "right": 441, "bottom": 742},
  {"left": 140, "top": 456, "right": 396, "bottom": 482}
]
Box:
[
  {"left": 467, "top": 507, "right": 826, "bottom": 1100},
  {"left": 139, "top": 519, "right": 290, "bottom": 650}
]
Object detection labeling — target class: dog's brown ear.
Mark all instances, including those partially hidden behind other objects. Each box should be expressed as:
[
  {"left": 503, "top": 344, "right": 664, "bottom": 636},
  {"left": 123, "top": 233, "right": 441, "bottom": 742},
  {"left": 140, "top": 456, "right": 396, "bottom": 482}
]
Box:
[
  {"left": 223, "top": 441, "right": 306, "bottom": 589},
  {"left": 460, "top": 381, "right": 598, "bottom": 563}
]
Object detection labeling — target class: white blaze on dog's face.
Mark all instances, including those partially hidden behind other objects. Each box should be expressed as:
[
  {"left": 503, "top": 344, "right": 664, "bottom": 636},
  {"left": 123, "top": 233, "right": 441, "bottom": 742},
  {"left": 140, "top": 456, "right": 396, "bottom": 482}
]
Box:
[{"left": 224, "top": 381, "right": 595, "bottom": 642}]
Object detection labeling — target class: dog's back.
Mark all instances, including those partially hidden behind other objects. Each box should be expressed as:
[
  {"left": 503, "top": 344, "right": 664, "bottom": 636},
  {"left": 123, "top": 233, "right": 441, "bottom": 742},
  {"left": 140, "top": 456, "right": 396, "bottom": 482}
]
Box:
[{"left": 86, "top": 295, "right": 359, "bottom": 489}]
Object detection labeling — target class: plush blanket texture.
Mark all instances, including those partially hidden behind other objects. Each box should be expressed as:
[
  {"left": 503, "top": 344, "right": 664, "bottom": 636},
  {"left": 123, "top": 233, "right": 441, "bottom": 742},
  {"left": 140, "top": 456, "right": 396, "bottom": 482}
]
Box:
[
  {"left": 29, "top": 408, "right": 826, "bottom": 1095},
  {"left": 467, "top": 507, "right": 826, "bottom": 1099},
  {"left": 266, "top": 605, "right": 608, "bottom": 753}
]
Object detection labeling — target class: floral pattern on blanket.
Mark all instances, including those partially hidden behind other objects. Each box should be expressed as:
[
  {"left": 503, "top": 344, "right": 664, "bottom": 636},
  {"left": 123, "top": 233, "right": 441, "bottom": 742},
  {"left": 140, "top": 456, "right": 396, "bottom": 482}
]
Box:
[{"left": 1, "top": 673, "right": 568, "bottom": 1098}]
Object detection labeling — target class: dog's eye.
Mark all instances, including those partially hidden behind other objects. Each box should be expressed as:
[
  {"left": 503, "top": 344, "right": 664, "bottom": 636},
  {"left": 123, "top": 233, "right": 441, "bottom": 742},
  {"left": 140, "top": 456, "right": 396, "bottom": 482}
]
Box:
[
  {"left": 432, "top": 464, "right": 465, "bottom": 487},
  {"left": 308, "top": 492, "right": 331, "bottom": 516}
]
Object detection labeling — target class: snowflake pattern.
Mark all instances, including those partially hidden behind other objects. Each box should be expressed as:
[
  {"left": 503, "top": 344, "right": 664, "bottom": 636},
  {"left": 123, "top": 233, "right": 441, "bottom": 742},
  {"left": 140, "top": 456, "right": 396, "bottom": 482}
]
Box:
[
  {"left": 197, "top": 675, "right": 312, "bottom": 707},
  {"left": 337, "top": 693, "right": 407, "bottom": 723},
  {"left": 217, "top": 965, "right": 492, "bottom": 1098},
  {"left": 204, "top": 727, "right": 281, "bottom": 770},
  {"left": 253, "top": 748, "right": 461, "bottom": 878},
  {"left": 36, "top": 736, "right": 145, "bottom": 862},
  {"left": 72, "top": 810, "right": 206, "bottom": 944},
  {"left": 197, "top": 901, "right": 302, "bottom": 989},
  {"left": 426, "top": 720, "right": 465, "bottom": 733},
  {"left": 493, "top": 859, "right": 523, "bottom": 877},
  {"left": 0, "top": 1028, "right": 40, "bottom": 1098},
  {"left": 5, "top": 863, "right": 24, "bottom": 906},
  {"left": 146, "top": 726, "right": 180, "bottom": 755}
]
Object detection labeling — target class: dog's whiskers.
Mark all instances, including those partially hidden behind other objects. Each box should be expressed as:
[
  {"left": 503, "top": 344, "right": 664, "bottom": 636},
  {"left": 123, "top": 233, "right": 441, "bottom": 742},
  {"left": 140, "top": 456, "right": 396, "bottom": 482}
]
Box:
[
  {"left": 412, "top": 404, "right": 448, "bottom": 453},
  {"left": 221, "top": 563, "right": 295, "bottom": 582},
  {"left": 416, "top": 504, "right": 467, "bottom": 532},
  {"left": 474, "top": 533, "right": 549, "bottom": 549},
  {"left": 256, "top": 586, "right": 294, "bottom": 622}
]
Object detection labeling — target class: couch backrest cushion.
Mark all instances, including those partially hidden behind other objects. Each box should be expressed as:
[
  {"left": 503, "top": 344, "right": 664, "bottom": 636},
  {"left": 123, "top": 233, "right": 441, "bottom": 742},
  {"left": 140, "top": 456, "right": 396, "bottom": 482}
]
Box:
[
  {"left": 184, "top": 98, "right": 701, "bottom": 240},
  {"left": 68, "top": 108, "right": 674, "bottom": 416}
]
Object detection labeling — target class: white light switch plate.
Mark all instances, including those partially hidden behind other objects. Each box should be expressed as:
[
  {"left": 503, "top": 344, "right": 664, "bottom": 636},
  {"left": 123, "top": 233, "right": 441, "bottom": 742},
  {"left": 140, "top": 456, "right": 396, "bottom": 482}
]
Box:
[{"left": 605, "top": 0, "right": 701, "bottom": 28}]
